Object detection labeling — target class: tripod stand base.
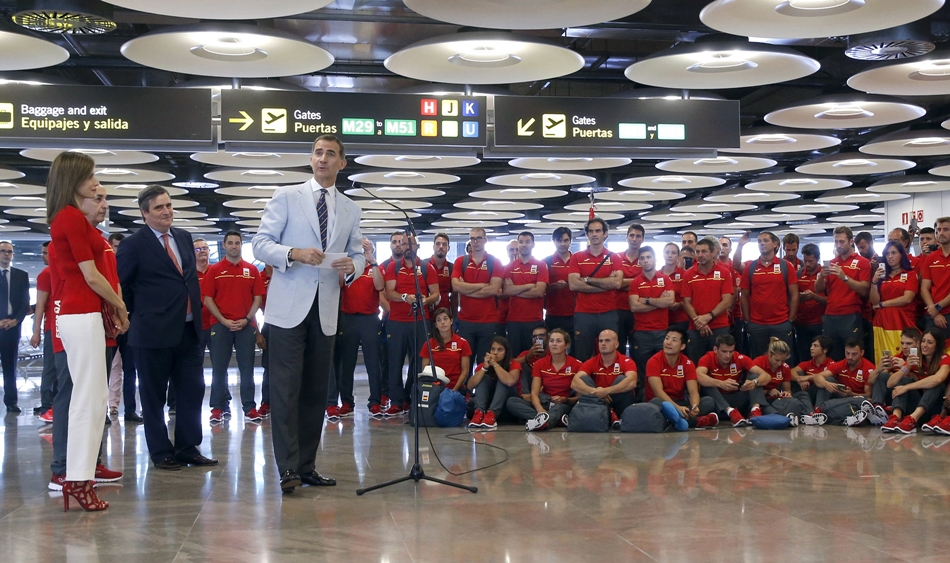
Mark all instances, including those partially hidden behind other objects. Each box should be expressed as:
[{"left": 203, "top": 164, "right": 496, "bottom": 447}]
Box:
[{"left": 356, "top": 464, "right": 478, "bottom": 495}]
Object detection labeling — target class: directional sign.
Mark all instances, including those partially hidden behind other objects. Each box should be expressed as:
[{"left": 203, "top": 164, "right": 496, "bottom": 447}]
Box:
[
  {"left": 494, "top": 95, "right": 740, "bottom": 149},
  {"left": 221, "top": 91, "right": 487, "bottom": 148},
  {"left": 0, "top": 85, "right": 212, "bottom": 149}
]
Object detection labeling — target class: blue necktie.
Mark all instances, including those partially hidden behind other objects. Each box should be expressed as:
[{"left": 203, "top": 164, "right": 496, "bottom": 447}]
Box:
[
  {"left": 0, "top": 270, "right": 9, "bottom": 318},
  {"left": 317, "top": 188, "right": 328, "bottom": 249}
]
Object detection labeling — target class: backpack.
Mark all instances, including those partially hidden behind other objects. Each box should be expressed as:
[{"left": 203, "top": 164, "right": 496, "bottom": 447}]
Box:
[
  {"left": 566, "top": 394, "right": 610, "bottom": 432},
  {"left": 434, "top": 388, "right": 466, "bottom": 427},
  {"left": 462, "top": 254, "right": 496, "bottom": 279},
  {"left": 750, "top": 413, "right": 793, "bottom": 429},
  {"left": 409, "top": 375, "right": 442, "bottom": 427},
  {"left": 620, "top": 403, "right": 665, "bottom": 433}
]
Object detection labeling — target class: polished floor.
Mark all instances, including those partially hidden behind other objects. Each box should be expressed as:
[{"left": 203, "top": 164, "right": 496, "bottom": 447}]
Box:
[{"left": 2, "top": 369, "right": 950, "bottom": 563}]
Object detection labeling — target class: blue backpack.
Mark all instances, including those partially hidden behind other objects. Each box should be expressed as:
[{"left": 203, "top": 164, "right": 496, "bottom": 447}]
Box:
[
  {"left": 749, "top": 413, "right": 792, "bottom": 429},
  {"left": 434, "top": 388, "right": 466, "bottom": 427}
]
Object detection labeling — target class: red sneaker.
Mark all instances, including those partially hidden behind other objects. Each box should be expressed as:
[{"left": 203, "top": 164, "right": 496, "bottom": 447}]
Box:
[
  {"left": 257, "top": 402, "right": 270, "bottom": 417},
  {"left": 881, "top": 414, "right": 900, "bottom": 433},
  {"left": 245, "top": 408, "right": 263, "bottom": 422},
  {"left": 94, "top": 464, "right": 122, "bottom": 483},
  {"left": 338, "top": 402, "right": 354, "bottom": 418},
  {"left": 749, "top": 405, "right": 763, "bottom": 418},
  {"left": 936, "top": 417, "right": 950, "bottom": 436},
  {"left": 209, "top": 408, "right": 224, "bottom": 424},
  {"left": 728, "top": 408, "right": 749, "bottom": 427},
  {"left": 325, "top": 405, "right": 340, "bottom": 421},
  {"left": 696, "top": 413, "right": 719, "bottom": 428},
  {"left": 922, "top": 415, "right": 944, "bottom": 433},
  {"left": 482, "top": 410, "right": 498, "bottom": 429},
  {"left": 610, "top": 410, "right": 621, "bottom": 430},
  {"left": 48, "top": 473, "right": 65, "bottom": 491},
  {"left": 368, "top": 404, "right": 383, "bottom": 418},
  {"left": 383, "top": 404, "right": 404, "bottom": 417},
  {"left": 39, "top": 408, "right": 53, "bottom": 424},
  {"left": 469, "top": 409, "right": 485, "bottom": 428},
  {"left": 380, "top": 394, "right": 391, "bottom": 409},
  {"left": 896, "top": 415, "right": 918, "bottom": 434}
]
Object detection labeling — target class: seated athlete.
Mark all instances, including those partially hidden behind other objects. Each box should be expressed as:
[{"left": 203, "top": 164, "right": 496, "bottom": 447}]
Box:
[
  {"left": 755, "top": 338, "right": 815, "bottom": 419},
  {"left": 514, "top": 325, "right": 550, "bottom": 398},
  {"left": 696, "top": 334, "right": 770, "bottom": 427},
  {"left": 881, "top": 328, "right": 950, "bottom": 434},
  {"left": 644, "top": 327, "right": 718, "bottom": 429},
  {"left": 871, "top": 327, "right": 921, "bottom": 410},
  {"left": 812, "top": 338, "right": 886, "bottom": 426},
  {"left": 505, "top": 328, "right": 581, "bottom": 432},
  {"left": 467, "top": 336, "right": 521, "bottom": 430},
  {"left": 571, "top": 329, "right": 638, "bottom": 430}
]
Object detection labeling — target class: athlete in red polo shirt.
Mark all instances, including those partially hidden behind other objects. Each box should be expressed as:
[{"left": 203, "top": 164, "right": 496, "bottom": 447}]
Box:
[
  {"left": 572, "top": 329, "right": 637, "bottom": 429},
  {"left": 739, "top": 231, "right": 798, "bottom": 358},
  {"left": 645, "top": 328, "right": 718, "bottom": 427},
  {"left": 420, "top": 308, "right": 472, "bottom": 391},
  {"left": 201, "top": 231, "right": 266, "bottom": 423},
  {"left": 660, "top": 243, "right": 690, "bottom": 331},
  {"left": 794, "top": 244, "right": 826, "bottom": 366},
  {"left": 429, "top": 232, "right": 456, "bottom": 315},
  {"left": 503, "top": 231, "right": 549, "bottom": 356},
  {"left": 816, "top": 226, "right": 872, "bottom": 360},
  {"left": 629, "top": 246, "right": 674, "bottom": 380},
  {"left": 567, "top": 217, "right": 623, "bottom": 362},
  {"left": 921, "top": 216, "right": 950, "bottom": 331},
  {"left": 506, "top": 329, "right": 581, "bottom": 431},
  {"left": 544, "top": 227, "right": 575, "bottom": 334},
  {"left": 452, "top": 227, "right": 504, "bottom": 366},
  {"left": 681, "top": 238, "right": 735, "bottom": 362},
  {"left": 696, "top": 334, "right": 770, "bottom": 426},
  {"left": 616, "top": 225, "right": 644, "bottom": 357},
  {"left": 812, "top": 339, "right": 883, "bottom": 425}
]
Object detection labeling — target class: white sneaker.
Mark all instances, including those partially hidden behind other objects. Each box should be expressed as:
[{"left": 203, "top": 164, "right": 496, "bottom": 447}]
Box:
[
  {"left": 786, "top": 413, "right": 799, "bottom": 427},
  {"left": 800, "top": 412, "right": 828, "bottom": 426},
  {"left": 526, "top": 411, "right": 550, "bottom": 432},
  {"left": 861, "top": 400, "right": 888, "bottom": 426},
  {"left": 844, "top": 409, "right": 868, "bottom": 427}
]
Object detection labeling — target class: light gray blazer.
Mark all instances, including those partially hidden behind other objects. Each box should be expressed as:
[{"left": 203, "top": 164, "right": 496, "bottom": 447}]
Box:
[{"left": 252, "top": 181, "right": 365, "bottom": 334}]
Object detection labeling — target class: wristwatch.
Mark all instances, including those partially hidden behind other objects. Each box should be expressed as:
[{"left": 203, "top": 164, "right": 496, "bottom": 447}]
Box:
[
  {"left": 936, "top": 303, "right": 943, "bottom": 312},
  {"left": 645, "top": 297, "right": 651, "bottom": 305},
  {"left": 584, "top": 276, "right": 589, "bottom": 283},
  {"left": 843, "top": 275, "right": 850, "bottom": 282},
  {"left": 287, "top": 248, "right": 294, "bottom": 263}
]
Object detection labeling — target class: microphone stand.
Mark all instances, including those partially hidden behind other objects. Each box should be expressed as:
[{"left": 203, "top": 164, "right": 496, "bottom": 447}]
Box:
[{"left": 354, "top": 182, "right": 477, "bottom": 496}]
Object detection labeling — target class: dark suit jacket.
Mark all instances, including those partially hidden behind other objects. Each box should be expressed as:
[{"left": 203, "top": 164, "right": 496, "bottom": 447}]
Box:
[
  {"left": 2, "top": 267, "right": 30, "bottom": 325},
  {"left": 116, "top": 226, "right": 203, "bottom": 349}
]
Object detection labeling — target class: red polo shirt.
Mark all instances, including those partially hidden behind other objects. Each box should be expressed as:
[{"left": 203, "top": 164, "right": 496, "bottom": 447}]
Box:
[
  {"left": 826, "top": 358, "right": 876, "bottom": 394},
  {"left": 617, "top": 253, "right": 643, "bottom": 311},
  {"left": 452, "top": 254, "right": 503, "bottom": 324},
  {"left": 196, "top": 267, "right": 214, "bottom": 330},
  {"left": 99, "top": 236, "right": 119, "bottom": 347},
  {"left": 796, "top": 268, "right": 825, "bottom": 326},
  {"left": 740, "top": 257, "right": 798, "bottom": 325},
  {"left": 568, "top": 248, "right": 622, "bottom": 314},
  {"left": 698, "top": 350, "right": 755, "bottom": 384},
  {"left": 630, "top": 272, "right": 672, "bottom": 331},
  {"left": 797, "top": 356, "right": 832, "bottom": 376},
  {"left": 505, "top": 257, "right": 549, "bottom": 323},
  {"left": 922, "top": 249, "right": 950, "bottom": 304},
  {"left": 36, "top": 267, "right": 50, "bottom": 333},
  {"left": 645, "top": 351, "right": 696, "bottom": 402},
  {"left": 545, "top": 253, "right": 575, "bottom": 317},
  {"left": 580, "top": 352, "right": 637, "bottom": 388},
  {"left": 201, "top": 258, "right": 266, "bottom": 323},
  {"left": 824, "top": 253, "right": 872, "bottom": 316},
  {"left": 48, "top": 244, "right": 64, "bottom": 354},
  {"left": 753, "top": 354, "right": 792, "bottom": 391},
  {"left": 342, "top": 264, "right": 383, "bottom": 316},
  {"left": 49, "top": 206, "right": 105, "bottom": 315},
  {"left": 665, "top": 267, "right": 690, "bottom": 325},
  {"left": 385, "top": 258, "right": 439, "bottom": 322},
  {"left": 420, "top": 334, "right": 472, "bottom": 389},
  {"left": 532, "top": 355, "right": 583, "bottom": 397},
  {"left": 429, "top": 256, "right": 453, "bottom": 312},
  {"left": 681, "top": 264, "right": 733, "bottom": 330},
  {"left": 874, "top": 269, "right": 918, "bottom": 329}
]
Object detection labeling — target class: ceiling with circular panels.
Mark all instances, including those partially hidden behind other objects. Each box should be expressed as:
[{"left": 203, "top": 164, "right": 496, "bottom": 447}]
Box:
[{"left": 2, "top": 0, "right": 950, "bottom": 250}]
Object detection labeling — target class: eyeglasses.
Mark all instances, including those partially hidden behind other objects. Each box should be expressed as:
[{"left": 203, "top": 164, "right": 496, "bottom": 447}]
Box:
[
  {"left": 0, "top": 250, "right": 13, "bottom": 255},
  {"left": 469, "top": 237, "right": 485, "bottom": 242},
  {"left": 194, "top": 247, "right": 209, "bottom": 253}
]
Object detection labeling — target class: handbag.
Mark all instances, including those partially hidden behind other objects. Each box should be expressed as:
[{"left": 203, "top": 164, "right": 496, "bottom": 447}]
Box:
[{"left": 101, "top": 302, "right": 119, "bottom": 339}]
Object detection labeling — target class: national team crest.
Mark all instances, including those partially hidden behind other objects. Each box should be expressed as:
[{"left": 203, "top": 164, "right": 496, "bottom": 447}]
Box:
[
  {"left": 730, "top": 363, "right": 737, "bottom": 374},
  {"left": 243, "top": 267, "right": 250, "bottom": 277},
  {"left": 773, "top": 263, "right": 781, "bottom": 274},
  {"left": 613, "top": 363, "right": 621, "bottom": 374},
  {"left": 657, "top": 278, "right": 665, "bottom": 287},
  {"left": 443, "top": 266, "right": 449, "bottom": 275},
  {"left": 856, "top": 370, "right": 865, "bottom": 382},
  {"left": 530, "top": 264, "right": 538, "bottom": 274},
  {"left": 851, "top": 259, "right": 859, "bottom": 268},
  {"left": 900, "top": 273, "right": 908, "bottom": 282},
  {"left": 676, "top": 365, "right": 684, "bottom": 377},
  {"left": 713, "top": 271, "right": 721, "bottom": 280},
  {"left": 451, "top": 341, "right": 458, "bottom": 351},
  {"left": 674, "top": 274, "right": 681, "bottom": 281}
]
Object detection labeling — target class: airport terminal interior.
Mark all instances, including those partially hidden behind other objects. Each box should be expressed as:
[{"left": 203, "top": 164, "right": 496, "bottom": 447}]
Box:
[{"left": 3, "top": 0, "right": 950, "bottom": 561}]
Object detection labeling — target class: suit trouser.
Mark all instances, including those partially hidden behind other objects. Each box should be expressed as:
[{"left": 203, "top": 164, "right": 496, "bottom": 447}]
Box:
[
  {"left": 702, "top": 386, "right": 769, "bottom": 416},
  {"left": 580, "top": 374, "right": 635, "bottom": 416},
  {"left": 209, "top": 322, "right": 257, "bottom": 413},
  {"left": 506, "top": 392, "right": 571, "bottom": 423},
  {"left": 506, "top": 320, "right": 541, "bottom": 358},
  {"left": 794, "top": 322, "right": 822, "bottom": 368},
  {"left": 260, "top": 323, "right": 270, "bottom": 405},
  {"left": 617, "top": 309, "right": 634, "bottom": 357},
  {"left": 167, "top": 326, "right": 211, "bottom": 411},
  {"left": 40, "top": 329, "right": 57, "bottom": 410},
  {"left": 268, "top": 296, "right": 334, "bottom": 475},
  {"left": 545, "top": 315, "right": 574, "bottom": 336},
  {"left": 50, "top": 350, "right": 107, "bottom": 476},
  {"left": 746, "top": 321, "right": 794, "bottom": 359},
  {"left": 58, "top": 313, "right": 108, "bottom": 481},
  {"left": 331, "top": 313, "right": 383, "bottom": 407},
  {"left": 763, "top": 391, "right": 814, "bottom": 416},
  {"left": 574, "top": 311, "right": 619, "bottom": 363},
  {"left": 386, "top": 319, "right": 426, "bottom": 406},
  {"left": 687, "top": 326, "right": 730, "bottom": 363},
  {"left": 457, "top": 319, "right": 497, "bottom": 369},
  {"left": 822, "top": 313, "right": 863, "bottom": 361},
  {"left": 0, "top": 325, "right": 19, "bottom": 407},
  {"left": 134, "top": 323, "right": 205, "bottom": 464}
]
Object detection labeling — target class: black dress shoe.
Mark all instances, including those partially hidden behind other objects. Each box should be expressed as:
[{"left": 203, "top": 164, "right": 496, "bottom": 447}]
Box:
[
  {"left": 154, "top": 457, "right": 182, "bottom": 471},
  {"left": 104, "top": 414, "right": 112, "bottom": 425},
  {"left": 175, "top": 453, "right": 218, "bottom": 466},
  {"left": 6, "top": 404, "right": 21, "bottom": 413},
  {"left": 300, "top": 471, "right": 337, "bottom": 487},
  {"left": 280, "top": 470, "right": 301, "bottom": 493},
  {"left": 125, "top": 412, "right": 144, "bottom": 422}
]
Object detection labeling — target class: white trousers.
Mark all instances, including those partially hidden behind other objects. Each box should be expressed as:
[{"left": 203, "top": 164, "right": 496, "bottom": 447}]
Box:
[
  {"left": 108, "top": 348, "right": 122, "bottom": 409},
  {"left": 58, "top": 312, "right": 107, "bottom": 481}
]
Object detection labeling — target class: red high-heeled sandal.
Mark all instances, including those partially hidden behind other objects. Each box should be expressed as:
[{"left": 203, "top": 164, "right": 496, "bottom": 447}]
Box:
[{"left": 62, "top": 480, "right": 108, "bottom": 512}]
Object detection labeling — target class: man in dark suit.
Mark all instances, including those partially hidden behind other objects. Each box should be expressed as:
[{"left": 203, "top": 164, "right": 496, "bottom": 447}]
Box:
[
  {"left": 116, "top": 186, "right": 216, "bottom": 470},
  {"left": 0, "top": 241, "right": 31, "bottom": 413}
]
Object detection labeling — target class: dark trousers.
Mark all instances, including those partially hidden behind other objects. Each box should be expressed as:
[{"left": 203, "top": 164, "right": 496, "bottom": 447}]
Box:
[
  {"left": 133, "top": 324, "right": 205, "bottom": 463},
  {"left": 209, "top": 322, "right": 257, "bottom": 413},
  {"left": 0, "top": 325, "right": 19, "bottom": 407},
  {"left": 794, "top": 322, "right": 822, "bottom": 368},
  {"left": 116, "top": 332, "right": 138, "bottom": 414},
  {"left": 50, "top": 350, "right": 105, "bottom": 475},
  {"left": 167, "top": 326, "right": 211, "bottom": 411},
  {"left": 457, "top": 319, "right": 497, "bottom": 369},
  {"left": 386, "top": 319, "right": 425, "bottom": 406},
  {"left": 746, "top": 321, "right": 794, "bottom": 359},
  {"left": 39, "top": 329, "right": 57, "bottom": 410},
  {"left": 268, "top": 297, "right": 333, "bottom": 475},
  {"left": 617, "top": 309, "right": 634, "bottom": 357},
  {"left": 580, "top": 374, "right": 635, "bottom": 416},
  {"left": 506, "top": 320, "right": 540, "bottom": 358},
  {"left": 633, "top": 330, "right": 666, "bottom": 397},
  {"left": 702, "top": 386, "right": 769, "bottom": 415},
  {"left": 378, "top": 318, "right": 390, "bottom": 398},
  {"left": 331, "top": 313, "right": 383, "bottom": 407},
  {"left": 574, "top": 310, "right": 619, "bottom": 362},
  {"left": 261, "top": 323, "right": 270, "bottom": 405},
  {"left": 822, "top": 313, "right": 863, "bottom": 361},
  {"left": 687, "top": 326, "right": 730, "bottom": 363},
  {"left": 545, "top": 315, "right": 574, "bottom": 335}
]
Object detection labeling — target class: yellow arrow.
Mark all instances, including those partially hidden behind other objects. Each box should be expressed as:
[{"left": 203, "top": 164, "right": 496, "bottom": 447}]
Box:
[
  {"left": 517, "top": 117, "right": 536, "bottom": 136},
  {"left": 228, "top": 110, "right": 254, "bottom": 131}
]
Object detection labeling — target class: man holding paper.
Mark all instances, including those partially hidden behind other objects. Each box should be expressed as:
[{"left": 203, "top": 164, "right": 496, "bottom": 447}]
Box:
[{"left": 252, "top": 135, "right": 364, "bottom": 494}]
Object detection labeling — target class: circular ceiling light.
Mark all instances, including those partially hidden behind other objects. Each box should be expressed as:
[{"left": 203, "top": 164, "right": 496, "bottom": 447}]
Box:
[
  {"left": 0, "top": 182, "right": 44, "bottom": 196},
  {"left": 109, "top": 198, "right": 198, "bottom": 209},
  {"left": 928, "top": 164, "right": 950, "bottom": 177},
  {"left": 454, "top": 199, "right": 543, "bottom": 211},
  {"left": 354, "top": 155, "right": 480, "bottom": 170},
  {"left": 0, "top": 23, "right": 69, "bottom": 71},
  {"left": 355, "top": 199, "right": 433, "bottom": 211},
  {"left": 508, "top": 157, "right": 631, "bottom": 171},
  {"left": 721, "top": 128, "right": 841, "bottom": 154},
  {"left": 443, "top": 211, "right": 525, "bottom": 221},
  {"left": 848, "top": 53, "right": 950, "bottom": 96},
  {"left": 597, "top": 189, "right": 687, "bottom": 202},
  {"left": 343, "top": 186, "right": 445, "bottom": 199},
  {"left": 868, "top": 174, "right": 950, "bottom": 192},
  {"left": 745, "top": 174, "right": 852, "bottom": 192},
  {"left": 205, "top": 169, "right": 313, "bottom": 184},
  {"left": 103, "top": 184, "right": 188, "bottom": 197},
  {"left": 860, "top": 129, "right": 950, "bottom": 156},
  {"left": 814, "top": 187, "right": 908, "bottom": 203},
  {"left": 0, "top": 166, "right": 25, "bottom": 181},
  {"left": 470, "top": 187, "right": 567, "bottom": 200},
  {"left": 618, "top": 175, "right": 725, "bottom": 190},
  {"left": 771, "top": 200, "right": 859, "bottom": 214},
  {"left": 795, "top": 153, "right": 915, "bottom": 175},
  {"left": 656, "top": 156, "right": 776, "bottom": 174},
  {"left": 348, "top": 170, "right": 460, "bottom": 186},
  {"left": 704, "top": 186, "right": 800, "bottom": 203},
  {"left": 120, "top": 23, "right": 334, "bottom": 78},
  {"left": 191, "top": 150, "right": 311, "bottom": 168},
  {"left": 640, "top": 211, "right": 723, "bottom": 222},
  {"left": 384, "top": 31, "right": 584, "bottom": 85},
  {"left": 625, "top": 38, "right": 819, "bottom": 89},
  {"left": 402, "top": 0, "right": 651, "bottom": 29},
  {"left": 431, "top": 219, "right": 507, "bottom": 229},
  {"left": 700, "top": 0, "right": 944, "bottom": 40},
  {"left": 564, "top": 200, "right": 652, "bottom": 213},
  {"left": 544, "top": 211, "right": 625, "bottom": 222},
  {"left": 670, "top": 200, "right": 757, "bottom": 213},
  {"left": 737, "top": 211, "right": 817, "bottom": 222},
  {"left": 102, "top": 0, "right": 334, "bottom": 19},
  {"left": 486, "top": 172, "right": 595, "bottom": 187},
  {"left": 94, "top": 167, "right": 174, "bottom": 183},
  {"left": 20, "top": 148, "right": 158, "bottom": 166},
  {"left": 765, "top": 95, "right": 926, "bottom": 129}
]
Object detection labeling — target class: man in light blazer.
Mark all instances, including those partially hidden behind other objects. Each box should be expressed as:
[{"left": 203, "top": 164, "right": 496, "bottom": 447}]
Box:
[{"left": 252, "top": 135, "right": 364, "bottom": 493}]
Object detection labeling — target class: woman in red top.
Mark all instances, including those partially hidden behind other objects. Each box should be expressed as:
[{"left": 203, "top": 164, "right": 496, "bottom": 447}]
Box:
[
  {"left": 420, "top": 308, "right": 471, "bottom": 391},
  {"left": 661, "top": 243, "right": 689, "bottom": 331},
  {"left": 757, "top": 338, "right": 815, "bottom": 417},
  {"left": 885, "top": 328, "right": 950, "bottom": 433},
  {"left": 870, "top": 241, "right": 918, "bottom": 365},
  {"left": 46, "top": 152, "right": 129, "bottom": 512},
  {"left": 467, "top": 336, "right": 521, "bottom": 430},
  {"left": 505, "top": 329, "right": 582, "bottom": 431}
]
